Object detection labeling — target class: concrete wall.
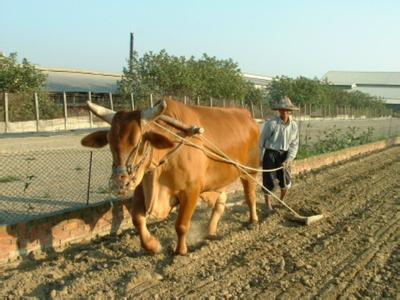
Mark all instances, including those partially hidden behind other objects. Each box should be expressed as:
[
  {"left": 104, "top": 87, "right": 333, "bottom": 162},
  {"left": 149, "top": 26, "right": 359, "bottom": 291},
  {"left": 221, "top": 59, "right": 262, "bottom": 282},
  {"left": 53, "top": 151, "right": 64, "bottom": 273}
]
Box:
[
  {"left": 1, "top": 137, "right": 399, "bottom": 268},
  {"left": 0, "top": 116, "right": 109, "bottom": 133}
]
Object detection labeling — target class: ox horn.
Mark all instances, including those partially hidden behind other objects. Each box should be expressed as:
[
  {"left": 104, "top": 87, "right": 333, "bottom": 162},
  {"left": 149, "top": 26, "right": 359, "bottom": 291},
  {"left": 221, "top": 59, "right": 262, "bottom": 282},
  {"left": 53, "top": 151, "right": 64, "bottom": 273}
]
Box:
[
  {"left": 141, "top": 100, "right": 167, "bottom": 122},
  {"left": 86, "top": 101, "right": 116, "bottom": 124}
]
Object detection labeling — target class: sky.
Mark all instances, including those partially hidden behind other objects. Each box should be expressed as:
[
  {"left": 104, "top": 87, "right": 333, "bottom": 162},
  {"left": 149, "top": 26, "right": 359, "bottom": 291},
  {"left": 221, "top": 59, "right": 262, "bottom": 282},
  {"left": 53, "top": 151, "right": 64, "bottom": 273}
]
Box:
[{"left": 1, "top": 0, "right": 400, "bottom": 78}]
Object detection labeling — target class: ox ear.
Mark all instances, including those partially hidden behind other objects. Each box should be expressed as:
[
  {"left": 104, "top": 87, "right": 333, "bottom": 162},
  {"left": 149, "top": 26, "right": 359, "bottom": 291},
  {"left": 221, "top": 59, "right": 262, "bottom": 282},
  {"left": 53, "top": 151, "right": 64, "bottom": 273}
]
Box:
[
  {"left": 81, "top": 130, "right": 109, "bottom": 148},
  {"left": 143, "top": 131, "right": 174, "bottom": 149}
]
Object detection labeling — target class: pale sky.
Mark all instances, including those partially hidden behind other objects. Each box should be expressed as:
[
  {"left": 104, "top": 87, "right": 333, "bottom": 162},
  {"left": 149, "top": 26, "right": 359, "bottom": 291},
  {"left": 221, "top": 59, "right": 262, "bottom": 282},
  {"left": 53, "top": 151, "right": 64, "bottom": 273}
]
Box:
[{"left": 1, "top": 0, "right": 399, "bottom": 78}]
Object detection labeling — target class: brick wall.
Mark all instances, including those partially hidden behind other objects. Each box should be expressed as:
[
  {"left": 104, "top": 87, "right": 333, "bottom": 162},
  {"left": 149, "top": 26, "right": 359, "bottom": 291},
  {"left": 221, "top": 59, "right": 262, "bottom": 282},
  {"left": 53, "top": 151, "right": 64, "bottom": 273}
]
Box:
[{"left": 1, "top": 137, "right": 399, "bottom": 268}]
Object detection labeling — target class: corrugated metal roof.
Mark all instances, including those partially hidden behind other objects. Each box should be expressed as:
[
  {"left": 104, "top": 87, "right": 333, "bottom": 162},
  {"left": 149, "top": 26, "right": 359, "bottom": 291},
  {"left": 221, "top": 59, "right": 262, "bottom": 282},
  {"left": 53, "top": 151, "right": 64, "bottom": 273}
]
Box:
[
  {"left": 38, "top": 68, "right": 121, "bottom": 93},
  {"left": 323, "top": 71, "right": 400, "bottom": 86},
  {"left": 323, "top": 71, "right": 400, "bottom": 105},
  {"left": 37, "top": 68, "right": 273, "bottom": 93}
]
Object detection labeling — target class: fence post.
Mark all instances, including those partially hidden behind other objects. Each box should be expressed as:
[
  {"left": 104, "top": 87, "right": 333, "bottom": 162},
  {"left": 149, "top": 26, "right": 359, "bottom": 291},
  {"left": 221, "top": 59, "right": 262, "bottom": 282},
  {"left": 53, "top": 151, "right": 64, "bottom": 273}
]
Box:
[
  {"left": 223, "top": 99, "right": 226, "bottom": 107},
  {"left": 88, "top": 91, "right": 93, "bottom": 128},
  {"left": 150, "top": 94, "right": 154, "bottom": 108},
  {"left": 241, "top": 99, "right": 244, "bottom": 108},
  {"left": 196, "top": 97, "right": 200, "bottom": 106},
  {"left": 130, "top": 93, "right": 135, "bottom": 110},
  {"left": 109, "top": 92, "right": 114, "bottom": 110},
  {"left": 250, "top": 101, "right": 255, "bottom": 118},
  {"left": 34, "top": 92, "right": 40, "bottom": 132},
  {"left": 184, "top": 95, "right": 187, "bottom": 105},
  {"left": 259, "top": 101, "right": 264, "bottom": 119},
  {"left": 4, "top": 92, "right": 9, "bottom": 133},
  {"left": 63, "top": 92, "right": 68, "bottom": 131},
  {"left": 210, "top": 97, "right": 213, "bottom": 107},
  {"left": 86, "top": 151, "right": 93, "bottom": 205}
]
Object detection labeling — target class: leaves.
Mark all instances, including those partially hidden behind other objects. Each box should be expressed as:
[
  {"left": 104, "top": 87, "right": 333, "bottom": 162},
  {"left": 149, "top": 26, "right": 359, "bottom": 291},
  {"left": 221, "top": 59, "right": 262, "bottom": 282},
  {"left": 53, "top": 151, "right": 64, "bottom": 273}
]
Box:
[
  {"left": 0, "top": 52, "right": 47, "bottom": 93},
  {"left": 118, "top": 50, "right": 259, "bottom": 103},
  {"left": 268, "top": 76, "right": 387, "bottom": 111}
]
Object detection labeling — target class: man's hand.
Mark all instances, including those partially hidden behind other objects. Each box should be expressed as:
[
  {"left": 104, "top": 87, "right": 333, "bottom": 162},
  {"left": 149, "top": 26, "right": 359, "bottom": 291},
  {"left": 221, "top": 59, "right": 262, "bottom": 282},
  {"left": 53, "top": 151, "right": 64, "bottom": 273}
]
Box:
[{"left": 282, "top": 160, "right": 293, "bottom": 169}]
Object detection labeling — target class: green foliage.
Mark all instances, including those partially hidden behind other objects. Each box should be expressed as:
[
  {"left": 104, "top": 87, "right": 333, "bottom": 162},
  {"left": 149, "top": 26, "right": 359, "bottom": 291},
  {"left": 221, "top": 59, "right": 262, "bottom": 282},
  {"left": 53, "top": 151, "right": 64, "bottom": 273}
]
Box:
[
  {"left": 297, "top": 126, "right": 375, "bottom": 159},
  {"left": 0, "top": 52, "right": 60, "bottom": 120},
  {"left": 118, "top": 50, "right": 256, "bottom": 103},
  {"left": 0, "top": 176, "right": 20, "bottom": 183},
  {"left": 0, "top": 52, "right": 47, "bottom": 92},
  {"left": 268, "top": 76, "right": 387, "bottom": 111}
]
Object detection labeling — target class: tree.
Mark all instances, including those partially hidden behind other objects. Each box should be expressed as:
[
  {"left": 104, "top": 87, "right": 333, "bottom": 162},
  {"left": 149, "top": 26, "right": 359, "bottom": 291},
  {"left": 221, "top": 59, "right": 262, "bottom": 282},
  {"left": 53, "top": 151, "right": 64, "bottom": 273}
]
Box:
[
  {"left": 118, "top": 50, "right": 251, "bottom": 103},
  {"left": 0, "top": 52, "right": 47, "bottom": 92},
  {"left": 0, "top": 52, "right": 60, "bottom": 120},
  {"left": 268, "top": 76, "right": 386, "bottom": 111}
]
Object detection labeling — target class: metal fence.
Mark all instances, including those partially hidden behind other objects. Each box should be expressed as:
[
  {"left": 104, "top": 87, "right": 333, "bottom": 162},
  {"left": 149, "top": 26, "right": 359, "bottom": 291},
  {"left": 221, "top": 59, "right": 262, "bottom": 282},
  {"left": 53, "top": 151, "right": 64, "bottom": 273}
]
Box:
[
  {"left": 0, "top": 148, "right": 112, "bottom": 225},
  {"left": 1, "top": 92, "right": 399, "bottom": 225},
  {"left": 0, "top": 91, "right": 395, "bottom": 134}
]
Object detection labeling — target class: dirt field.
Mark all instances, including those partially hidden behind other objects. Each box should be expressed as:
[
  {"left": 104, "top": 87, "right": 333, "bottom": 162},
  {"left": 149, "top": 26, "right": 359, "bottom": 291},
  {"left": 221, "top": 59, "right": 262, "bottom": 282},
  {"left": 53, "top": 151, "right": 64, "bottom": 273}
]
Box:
[{"left": 0, "top": 146, "right": 399, "bottom": 298}]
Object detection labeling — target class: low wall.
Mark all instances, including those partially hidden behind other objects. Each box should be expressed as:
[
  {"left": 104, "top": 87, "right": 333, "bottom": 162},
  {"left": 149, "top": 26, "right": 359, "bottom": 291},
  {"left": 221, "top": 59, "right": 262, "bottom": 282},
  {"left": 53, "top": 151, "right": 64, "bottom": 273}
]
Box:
[
  {"left": 1, "top": 138, "right": 399, "bottom": 268},
  {"left": 0, "top": 116, "right": 109, "bottom": 133}
]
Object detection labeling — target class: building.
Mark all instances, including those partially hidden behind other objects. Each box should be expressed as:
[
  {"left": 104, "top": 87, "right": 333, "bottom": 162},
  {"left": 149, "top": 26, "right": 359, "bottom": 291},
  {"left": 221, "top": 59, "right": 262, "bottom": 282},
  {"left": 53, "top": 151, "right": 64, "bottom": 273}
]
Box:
[
  {"left": 38, "top": 67, "right": 272, "bottom": 94},
  {"left": 38, "top": 67, "right": 121, "bottom": 93},
  {"left": 323, "top": 71, "right": 400, "bottom": 110}
]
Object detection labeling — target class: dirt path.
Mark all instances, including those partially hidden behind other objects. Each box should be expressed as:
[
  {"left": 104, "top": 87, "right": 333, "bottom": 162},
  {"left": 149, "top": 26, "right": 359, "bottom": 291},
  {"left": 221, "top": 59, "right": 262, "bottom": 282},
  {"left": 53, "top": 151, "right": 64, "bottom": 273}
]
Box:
[{"left": 1, "top": 146, "right": 399, "bottom": 298}]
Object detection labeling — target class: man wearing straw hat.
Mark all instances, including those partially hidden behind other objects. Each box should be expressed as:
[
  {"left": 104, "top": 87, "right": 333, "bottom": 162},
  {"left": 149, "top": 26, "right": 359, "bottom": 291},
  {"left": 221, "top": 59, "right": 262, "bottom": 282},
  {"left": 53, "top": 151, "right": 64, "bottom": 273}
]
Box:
[{"left": 259, "top": 96, "right": 299, "bottom": 213}]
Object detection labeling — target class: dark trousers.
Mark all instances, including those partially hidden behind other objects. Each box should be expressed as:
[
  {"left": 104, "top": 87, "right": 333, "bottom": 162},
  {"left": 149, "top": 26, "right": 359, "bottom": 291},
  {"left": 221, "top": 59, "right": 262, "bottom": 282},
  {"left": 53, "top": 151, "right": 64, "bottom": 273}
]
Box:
[{"left": 262, "top": 149, "right": 291, "bottom": 192}]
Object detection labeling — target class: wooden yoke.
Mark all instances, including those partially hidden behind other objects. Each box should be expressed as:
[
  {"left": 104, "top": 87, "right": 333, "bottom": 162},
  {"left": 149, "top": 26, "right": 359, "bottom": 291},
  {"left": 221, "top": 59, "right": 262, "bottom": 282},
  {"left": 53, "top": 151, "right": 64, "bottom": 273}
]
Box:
[{"left": 159, "top": 115, "right": 204, "bottom": 136}]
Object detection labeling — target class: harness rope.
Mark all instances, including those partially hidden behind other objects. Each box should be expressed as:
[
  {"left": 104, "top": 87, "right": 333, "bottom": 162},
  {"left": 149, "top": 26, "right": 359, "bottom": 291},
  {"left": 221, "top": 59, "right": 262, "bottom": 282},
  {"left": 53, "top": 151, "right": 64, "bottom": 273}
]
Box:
[{"left": 151, "top": 121, "right": 303, "bottom": 218}]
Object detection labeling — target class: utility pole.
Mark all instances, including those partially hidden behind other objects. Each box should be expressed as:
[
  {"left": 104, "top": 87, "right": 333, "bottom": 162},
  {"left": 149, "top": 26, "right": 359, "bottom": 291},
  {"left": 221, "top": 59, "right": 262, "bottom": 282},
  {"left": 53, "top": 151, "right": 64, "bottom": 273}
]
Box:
[{"left": 129, "top": 32, "right": 134, "bottom": 73}]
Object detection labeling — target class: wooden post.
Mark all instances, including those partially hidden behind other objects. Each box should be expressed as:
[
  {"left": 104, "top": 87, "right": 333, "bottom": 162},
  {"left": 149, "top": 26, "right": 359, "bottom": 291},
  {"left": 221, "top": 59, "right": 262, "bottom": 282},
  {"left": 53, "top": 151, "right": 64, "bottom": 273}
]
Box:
[
  {"left": 259, "top": 101, "right": 264, "bottom": 119},
  {"left": 184, "top": 95, "right": 187, "bottom": 105},
  {"left": 241, "top": 99, "right": 244, "bottom": 108},
  {"left": 210, "top": 97, "right": 213, "bottom": 107},
  {"left": 196, "top": 97, "right": 200, "bottom": 106},
  {"left": 130, "top": 93, "right": 135, "bottom": 110},
  {"left": 250, "top": 101, "right": 255, "bottom": 118},
  {"left": 4, "top": 93, "right": 9, "bottom": 133},
  {"left": 88, "top": 91, "right": 93, "bottom": 128},
  {"left": 63, "top": 92, "right": 68, "bottom": 131},
  {"left": 34, "top": 93, "right": 40, "bottom": 132},
  {"left": 223, "top": 99, "right": 226, "bottom": 107},
  {"left": 109, "top": 92, "right": 114, "bottom": 110},
  {"left": 150, "top": 94, "right": 154, "bottom": 108}
]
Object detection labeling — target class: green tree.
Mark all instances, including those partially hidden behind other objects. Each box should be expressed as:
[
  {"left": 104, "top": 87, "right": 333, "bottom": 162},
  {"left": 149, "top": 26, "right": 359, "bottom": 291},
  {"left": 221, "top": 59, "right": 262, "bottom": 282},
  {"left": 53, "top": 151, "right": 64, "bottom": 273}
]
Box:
[
  {"left": 0, "top": 52, "right": 47, "bottom": 92},
  {"left": 268, "top": 76, "right": 387, "bottom": 111},
  {"left": 118, "top": 50, "right": 251, "bottom": 103},
  {"left": 0, "top": 52, "right": 60, "bottom": 120}
]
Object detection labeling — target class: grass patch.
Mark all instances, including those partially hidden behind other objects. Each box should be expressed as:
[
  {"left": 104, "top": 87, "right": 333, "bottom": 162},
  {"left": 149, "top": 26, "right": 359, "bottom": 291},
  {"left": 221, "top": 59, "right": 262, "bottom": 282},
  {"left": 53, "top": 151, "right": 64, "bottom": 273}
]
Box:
[{"left": 0, "top": 176, "right": 20, "bottom": 183}]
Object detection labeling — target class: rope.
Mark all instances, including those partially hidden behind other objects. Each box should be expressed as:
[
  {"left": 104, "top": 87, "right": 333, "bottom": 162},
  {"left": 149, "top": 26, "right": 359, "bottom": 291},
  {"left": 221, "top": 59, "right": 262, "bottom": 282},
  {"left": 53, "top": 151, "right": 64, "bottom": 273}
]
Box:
[
  {"left": 151, "top": 121, "right": 303, "bottom": 218},
  {"left": 152, "top": 121, "right": 283, "bottom": 173}
]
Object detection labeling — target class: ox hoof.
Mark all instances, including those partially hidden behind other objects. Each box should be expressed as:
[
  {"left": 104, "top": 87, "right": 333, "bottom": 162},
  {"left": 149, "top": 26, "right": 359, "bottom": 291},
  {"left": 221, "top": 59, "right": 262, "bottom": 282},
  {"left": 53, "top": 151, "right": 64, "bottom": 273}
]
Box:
[
  {"left": 142, "top": 238, "right": 162, "bottom": 254},
  {"left": 174, "top": 246, "right": 188, "bottom": 256},
  {"left": 246, "top": 221, "right": 258, "bottom": 230},
  {"left": 206, "top": 234, "right": 221, "bottom": 241}
]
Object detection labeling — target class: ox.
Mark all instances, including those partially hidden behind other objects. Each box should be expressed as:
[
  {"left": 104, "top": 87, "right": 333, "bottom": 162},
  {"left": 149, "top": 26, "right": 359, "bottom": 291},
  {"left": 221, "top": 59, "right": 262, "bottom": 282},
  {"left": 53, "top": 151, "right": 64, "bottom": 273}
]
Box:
[{"left": 81, "top": 98, "right": 260, "bottom": 255}]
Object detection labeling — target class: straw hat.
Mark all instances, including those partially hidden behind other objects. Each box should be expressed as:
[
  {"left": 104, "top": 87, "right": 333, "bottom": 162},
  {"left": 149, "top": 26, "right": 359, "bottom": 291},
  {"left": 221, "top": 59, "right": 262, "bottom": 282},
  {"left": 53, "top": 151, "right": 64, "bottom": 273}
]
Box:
[{"left": 272, "top": 96, "right": 299, "bottom": 111}]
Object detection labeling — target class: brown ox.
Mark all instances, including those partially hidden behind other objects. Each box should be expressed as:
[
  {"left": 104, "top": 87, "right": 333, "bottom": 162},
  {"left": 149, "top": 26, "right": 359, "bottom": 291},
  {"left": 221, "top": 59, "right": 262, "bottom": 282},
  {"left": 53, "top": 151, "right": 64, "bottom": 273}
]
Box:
[{"left": 81, "top": 98, "right": 260, "bottom": 255}]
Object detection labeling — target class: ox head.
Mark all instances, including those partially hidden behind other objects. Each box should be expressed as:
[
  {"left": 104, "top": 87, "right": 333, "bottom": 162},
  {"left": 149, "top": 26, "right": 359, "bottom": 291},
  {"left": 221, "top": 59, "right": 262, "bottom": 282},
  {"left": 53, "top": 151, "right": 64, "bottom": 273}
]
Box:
[{"left": 81, "top": 100, "right": 174, "bottom": 198}]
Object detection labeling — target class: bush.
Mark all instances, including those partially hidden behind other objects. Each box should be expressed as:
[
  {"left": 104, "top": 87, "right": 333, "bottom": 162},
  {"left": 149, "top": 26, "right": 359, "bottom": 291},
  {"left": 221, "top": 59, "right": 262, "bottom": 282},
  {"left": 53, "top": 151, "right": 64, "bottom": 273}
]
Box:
[{"left": 298, "top": 126, "right": 375, "bottom": 159}]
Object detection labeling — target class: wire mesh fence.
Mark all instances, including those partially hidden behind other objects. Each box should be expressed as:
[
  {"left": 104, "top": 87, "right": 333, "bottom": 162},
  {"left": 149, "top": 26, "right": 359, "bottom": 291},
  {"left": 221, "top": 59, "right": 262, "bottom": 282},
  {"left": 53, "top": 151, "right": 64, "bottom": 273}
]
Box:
[
  {"left": 0, "top": 148, "right": 113, "bottom": 225},
  {"left": 1, "top": 91, "right": 396, "bottom": 134},
  {"left": 1, "top": 115, "right": 399, "bottom": 226}
]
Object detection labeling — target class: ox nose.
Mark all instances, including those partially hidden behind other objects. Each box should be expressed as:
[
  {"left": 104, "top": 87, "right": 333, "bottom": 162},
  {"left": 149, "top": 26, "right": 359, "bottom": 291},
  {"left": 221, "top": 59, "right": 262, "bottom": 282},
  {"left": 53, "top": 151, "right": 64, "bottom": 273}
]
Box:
[{"left": 117, "top": 175, "right": 130, "bottom": 188}]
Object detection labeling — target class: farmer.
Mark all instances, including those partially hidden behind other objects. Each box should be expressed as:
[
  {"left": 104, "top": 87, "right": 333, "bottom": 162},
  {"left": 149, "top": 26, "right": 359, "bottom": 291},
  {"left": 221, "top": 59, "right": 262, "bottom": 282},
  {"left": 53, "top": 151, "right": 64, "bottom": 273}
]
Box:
[{"left": 259, "top": 96, "right": 299, "bottom": 213}]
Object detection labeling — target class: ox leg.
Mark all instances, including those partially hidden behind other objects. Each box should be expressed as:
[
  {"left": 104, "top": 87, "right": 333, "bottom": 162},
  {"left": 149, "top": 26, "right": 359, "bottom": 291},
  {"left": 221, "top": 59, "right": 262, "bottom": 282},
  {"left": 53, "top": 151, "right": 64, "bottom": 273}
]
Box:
[
  {"left": 207, "top": 192, "right": 227, "bottom": 238},
  {"left": 175, "top": 188, "right": 200, "bottom": 255},
  {"left": 131, "top": 186, "right": 161, "bottom": 254},
  {"left": 241, "top": 177, "right": 259, "bottom": 223}
]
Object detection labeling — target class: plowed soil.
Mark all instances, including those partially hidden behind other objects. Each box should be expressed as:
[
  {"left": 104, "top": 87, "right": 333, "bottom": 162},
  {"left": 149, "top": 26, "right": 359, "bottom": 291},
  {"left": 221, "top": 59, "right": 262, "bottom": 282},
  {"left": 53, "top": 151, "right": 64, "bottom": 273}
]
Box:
[{"left": 1, "top": 146, "right": 399, "bottom": 299}]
